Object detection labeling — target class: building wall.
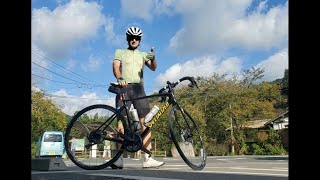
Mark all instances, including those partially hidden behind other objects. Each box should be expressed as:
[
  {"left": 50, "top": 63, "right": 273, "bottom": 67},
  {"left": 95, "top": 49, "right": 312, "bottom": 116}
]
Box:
[{"left": 274, "top": 122, "right": 289, "bottom": 130}]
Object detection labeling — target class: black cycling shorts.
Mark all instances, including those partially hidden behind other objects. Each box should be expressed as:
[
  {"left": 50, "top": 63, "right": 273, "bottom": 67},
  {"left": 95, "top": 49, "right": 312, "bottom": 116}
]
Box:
[{"left": 115, "top": 83, "right": 150, "bottom": 117}]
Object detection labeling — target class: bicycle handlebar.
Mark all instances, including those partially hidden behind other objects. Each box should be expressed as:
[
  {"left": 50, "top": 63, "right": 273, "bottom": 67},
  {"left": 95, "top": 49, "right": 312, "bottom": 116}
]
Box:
[
  {"left": 179, "top": 76, "right": 199, "bottom": 88},
  {"left": 110, "top": 76, "right": 198, "bottom": 96},
  {"left": 158, "top": 76, "right": 199, "bottom": 95}
]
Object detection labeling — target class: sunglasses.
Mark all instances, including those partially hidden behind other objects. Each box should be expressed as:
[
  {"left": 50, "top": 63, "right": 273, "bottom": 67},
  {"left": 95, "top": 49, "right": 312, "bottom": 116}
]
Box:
[{"left": 127, "top": 35, "right": 141, "bottom": 41}]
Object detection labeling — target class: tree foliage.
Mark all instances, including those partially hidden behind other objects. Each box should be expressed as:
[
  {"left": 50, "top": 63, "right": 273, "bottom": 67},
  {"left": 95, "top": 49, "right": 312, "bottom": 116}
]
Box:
[
  {"left": 241, "top": 67, "right": 265, "bottom": 85},
  {"left": 31, "top": 89, "right": 67, "bottom": 142},
  {"left": 31, "top": 67, "right": 288, "bottom": 156},
  {"left": 148, "top": 69, "right": 286, "bottom": 155}
]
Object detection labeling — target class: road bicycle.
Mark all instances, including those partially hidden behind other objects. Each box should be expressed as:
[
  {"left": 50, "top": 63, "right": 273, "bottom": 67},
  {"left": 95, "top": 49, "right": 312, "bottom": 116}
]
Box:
[{"left": 64, "top": 76, "right": 207, "bottom": 170}]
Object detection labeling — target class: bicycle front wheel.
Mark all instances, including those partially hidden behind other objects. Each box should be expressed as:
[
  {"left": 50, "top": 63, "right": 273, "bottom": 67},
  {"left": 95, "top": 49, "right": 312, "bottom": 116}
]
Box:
[
  {"left": 64, "top": 104, "right": 125, "bottom": 170},
  {"left": 169, "top": 105, "right": 207, "bottom": 170}
]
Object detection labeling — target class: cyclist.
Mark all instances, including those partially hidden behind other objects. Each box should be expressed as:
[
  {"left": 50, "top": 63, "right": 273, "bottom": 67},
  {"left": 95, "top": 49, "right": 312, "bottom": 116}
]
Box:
[{"left": 111, "top": 26, "right": 165, "bottom": 169}]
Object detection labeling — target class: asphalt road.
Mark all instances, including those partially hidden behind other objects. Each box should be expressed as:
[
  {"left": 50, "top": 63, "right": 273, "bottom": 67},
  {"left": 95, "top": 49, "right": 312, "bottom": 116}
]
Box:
[{"left": 31, "top": 155, "right": 288, "bottom": 180}]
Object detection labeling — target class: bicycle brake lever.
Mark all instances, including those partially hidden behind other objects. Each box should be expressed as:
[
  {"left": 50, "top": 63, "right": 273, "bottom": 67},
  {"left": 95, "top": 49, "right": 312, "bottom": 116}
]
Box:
[
  {"left": 110, "top": 82, "right": 119, "bottom": 86},
  {"left": 194, "top": 81, "right": 199, "bottom": 88},
  {"left": 190, "top": 77, "right": 199, "bottom": 88}
]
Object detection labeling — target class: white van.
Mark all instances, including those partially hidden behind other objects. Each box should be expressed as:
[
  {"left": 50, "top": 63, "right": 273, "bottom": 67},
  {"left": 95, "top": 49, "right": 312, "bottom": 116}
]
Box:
[{"left": 35, "top": 131, "right": 65, "bottom": 158}]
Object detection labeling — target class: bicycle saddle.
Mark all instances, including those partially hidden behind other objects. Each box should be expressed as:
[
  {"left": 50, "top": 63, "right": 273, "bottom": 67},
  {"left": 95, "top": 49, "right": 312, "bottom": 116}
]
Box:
[{"left": 108, "top": 83, "right": 126, "bottom": 95}]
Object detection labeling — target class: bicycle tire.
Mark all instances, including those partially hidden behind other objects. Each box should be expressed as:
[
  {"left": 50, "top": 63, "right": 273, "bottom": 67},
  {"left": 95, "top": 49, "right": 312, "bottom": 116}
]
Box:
[
  {"left": 168, "top": 105, "right": 207, "bottom": 170},
  {"left": 64, "top": 104, "right": 126, "bottom": 170}
]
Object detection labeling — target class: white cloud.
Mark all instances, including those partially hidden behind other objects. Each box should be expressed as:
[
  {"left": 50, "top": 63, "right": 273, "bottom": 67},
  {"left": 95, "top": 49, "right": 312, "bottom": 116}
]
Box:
[
  {"left": 32, "top": 44, "right": 49, "bottom": 67},
  {"left": 155, "top": 55, "right": 242, "bottom": 89},
  {"left": 32, "top": 85, "right": 42, "bottom": 92},
  {"left": 104, "top": 16, "right": 124, "bottom": 47},
  {"left": 81, "top": 54, "right": 104, "bottom": 72},
  {"left": 164, "top": 0, "right": 288, "bottom": 54},
  {"left": 255, "top": 0, "right": 268, "bottom": 13},
  {"left": 117, "top": 0, "right": 288, "bottom": 54},
  {"left": 32, "top": 43, "right": 51, "bottom": 86},
  {"left": 120, "top": 0, "right": 154, "bottom": 21},
  {"left": 32, "top": 0, "right": 107, "bottom": 59},
  {"left": 223, "top": 2, "right": 288, "bottom": 50},
  {"left": 255, "top": 48, "right": 288, "bottom": 81},
  {"left": 216, "top": 57, "right": 243, "bottom": 76},
  {"left": 51, "top": 89, "right": 115, "bottom": 115},
  {"left": 155, "top": 47, "right": 288, "bottom": 89},
  {"left": 154, "top": 0, "right": 176, "bottom": 16},
  {"left": 66, "top": 58, "right": 77, "bottom": 71}
]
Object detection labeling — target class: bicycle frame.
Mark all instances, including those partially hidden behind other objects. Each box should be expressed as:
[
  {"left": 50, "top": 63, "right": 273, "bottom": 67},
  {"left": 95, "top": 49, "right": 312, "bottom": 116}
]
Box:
[
  {"left": 101, "top": 76, "right": 198, "bottom": 155},
  {"left": 117, "top": 91, "right": 175, "bottom": 146},
  {"left": 64, "top": 76, "right": 206, "bottom": 170}
]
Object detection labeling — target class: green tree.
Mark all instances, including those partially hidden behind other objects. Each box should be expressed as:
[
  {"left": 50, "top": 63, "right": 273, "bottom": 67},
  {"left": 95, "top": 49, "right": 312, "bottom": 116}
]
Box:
[
  {"left": 241, "top": 67, "right": 265, "bottom": 85},
  {"left": 31, "top": 89, "right": 67, "bottom": 143},
  {"left": 183, "top": 72, "right": 280, "bottom": 155},
  {"left": 282, "top": 69, "right": 288, "bottom": 89},
  {"left": 271, "top": 69, "right": 288, "bottom": 110},
  {"left": 142, "top": 71, "right": 286, "bottom": 156}
]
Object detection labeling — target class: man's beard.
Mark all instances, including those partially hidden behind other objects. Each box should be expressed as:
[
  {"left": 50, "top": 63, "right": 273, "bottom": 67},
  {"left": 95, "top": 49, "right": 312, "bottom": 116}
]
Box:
[{"left": 128, "top": 41, "right": 139, "bottom": 50}]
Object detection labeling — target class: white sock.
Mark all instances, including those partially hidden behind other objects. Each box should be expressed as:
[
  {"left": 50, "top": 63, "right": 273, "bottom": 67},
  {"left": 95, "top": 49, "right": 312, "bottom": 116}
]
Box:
[{"left": 144, "top": 153, "right": 150, "bottom": 161}]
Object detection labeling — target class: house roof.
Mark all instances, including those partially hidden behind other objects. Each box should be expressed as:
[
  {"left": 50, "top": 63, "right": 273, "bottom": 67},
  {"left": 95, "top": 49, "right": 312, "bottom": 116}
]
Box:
[
  {"left": 241, "top": 119, "right": 271, "bottom": 129},
  {"left": 225, "top": 110, "right": 289, "bottom": 130},
  {"left": 264, "top": 110, "right": 289, "bottom": 125},
  {"left": 225, "top": 119, "right": 271, "bottom": 130}
]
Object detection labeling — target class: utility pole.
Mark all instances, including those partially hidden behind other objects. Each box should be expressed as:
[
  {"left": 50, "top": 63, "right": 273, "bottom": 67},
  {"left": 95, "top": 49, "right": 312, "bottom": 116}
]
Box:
[
  {"left": 154, "top": 138, "right": 157, "bottom": 155},
  {"left": 230, "top": 104, "right": 235, "bottom": 155}
]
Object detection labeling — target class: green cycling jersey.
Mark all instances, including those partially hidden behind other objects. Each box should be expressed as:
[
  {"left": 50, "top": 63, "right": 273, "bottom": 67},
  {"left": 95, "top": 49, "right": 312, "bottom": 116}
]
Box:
[{"left": 114, "top": 49, "right": 149, "bottom": 83}]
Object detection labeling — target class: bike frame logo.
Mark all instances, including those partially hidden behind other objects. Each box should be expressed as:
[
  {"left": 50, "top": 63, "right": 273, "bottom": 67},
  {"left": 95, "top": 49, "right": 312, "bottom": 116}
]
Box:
[{"left": 148, "top": 101, "right": 170, "bottom": 128}]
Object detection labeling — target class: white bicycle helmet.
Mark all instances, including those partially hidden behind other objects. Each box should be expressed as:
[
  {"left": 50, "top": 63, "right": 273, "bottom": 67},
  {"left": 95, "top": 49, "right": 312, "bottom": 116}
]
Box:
[{"left": 126, "top": 27, "right": 143, "bottom": 37}]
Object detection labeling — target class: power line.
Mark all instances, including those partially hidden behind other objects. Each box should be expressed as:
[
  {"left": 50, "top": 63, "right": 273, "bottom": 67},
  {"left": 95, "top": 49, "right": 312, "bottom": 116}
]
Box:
[
  {"left": 31, "top": 73, "right": 107, "bottom": 88},
  {"left": 32, "top": 61, "right": 91, "bottom": 85},
  {"left": 32, "top": 50, "right": 104, "bottom": 86},
  {"left": 44, "top": 93, "right": 113, "bottom": 100},
  {"left": 32, "top": 73, "right": 79, "bottom": 85}
]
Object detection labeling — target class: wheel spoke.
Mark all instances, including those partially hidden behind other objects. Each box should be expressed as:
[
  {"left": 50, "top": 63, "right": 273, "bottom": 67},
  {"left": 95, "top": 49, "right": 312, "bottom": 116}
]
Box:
[
  {"left": 169, "top": 105, "right": 206, "bottom": 170},
  {"left": 64, "top": 105, "right": 125, "bottom": 170}
]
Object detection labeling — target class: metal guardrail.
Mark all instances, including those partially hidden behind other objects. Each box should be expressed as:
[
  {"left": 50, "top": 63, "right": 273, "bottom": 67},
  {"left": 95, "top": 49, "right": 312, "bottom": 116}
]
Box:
[{"left": 69, "top": 149, "right": 167, "bottom": 159}]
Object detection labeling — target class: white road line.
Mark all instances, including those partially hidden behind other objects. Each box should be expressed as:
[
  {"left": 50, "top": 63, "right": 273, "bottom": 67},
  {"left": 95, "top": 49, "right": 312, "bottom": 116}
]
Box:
[
  {"left": 215, "top": 159, "right": 233, "bottom": 162},
  {"left": 87, "top": 173, "right": 183, "bottom": 180},
  {"left": 32, "top": 170, "right": 88, "bottom": 174},
  {"left": 198, "top": 170, "right": 288, "bottom": 177},
  {"left": 32, "top": 167, "right": 288, "bottom": 178},
  {"left": 230, "top": 167, "right": 288, "bottom": 171},
  {"left": 216, "top": 159, "right": 232, "bottom": 161},
  {"left": 201, "top": 166, "right": 287, "bottom": 171},
  {"left": 158, "top": 168, "right": 181, "bottom": 170}
]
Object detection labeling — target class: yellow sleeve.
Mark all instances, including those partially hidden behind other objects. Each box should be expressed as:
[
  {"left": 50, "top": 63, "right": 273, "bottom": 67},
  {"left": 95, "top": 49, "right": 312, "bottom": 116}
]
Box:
[{"left": 114, "top": 49, "right": 124, "bottom": 62}]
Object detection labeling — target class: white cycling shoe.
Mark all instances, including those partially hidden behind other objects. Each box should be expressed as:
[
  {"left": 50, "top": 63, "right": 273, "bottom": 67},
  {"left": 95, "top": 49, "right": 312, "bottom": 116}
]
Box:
[{"left": 142, "top": 157, "right": 165, "bottom": 168}]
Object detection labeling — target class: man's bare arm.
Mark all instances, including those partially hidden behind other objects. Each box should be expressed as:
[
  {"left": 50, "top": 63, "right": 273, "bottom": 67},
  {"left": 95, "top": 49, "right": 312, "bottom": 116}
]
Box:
[
  {"left": 113, "top": 60, "right": 122, "bottom": 79},
  {"left": 146, "top": 59, "right": 157, "bottom": 71}
]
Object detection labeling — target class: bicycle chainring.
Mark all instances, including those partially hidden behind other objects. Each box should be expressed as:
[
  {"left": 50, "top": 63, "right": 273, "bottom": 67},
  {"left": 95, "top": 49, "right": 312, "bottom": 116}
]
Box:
[{"left": 124, "top": 133, "right": 143, "bottom": 152}]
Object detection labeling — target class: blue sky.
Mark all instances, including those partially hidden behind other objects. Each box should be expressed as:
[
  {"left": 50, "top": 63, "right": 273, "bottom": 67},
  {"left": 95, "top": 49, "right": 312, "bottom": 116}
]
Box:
[{"left": 31, "top": 0, "right": 288, "bottom": 115}]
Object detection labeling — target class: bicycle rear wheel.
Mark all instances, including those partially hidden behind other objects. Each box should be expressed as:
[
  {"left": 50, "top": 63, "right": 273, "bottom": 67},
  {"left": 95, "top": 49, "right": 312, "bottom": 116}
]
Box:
[
  {"left": 169, "top": 105, "right": 207, "bottom": 170},
  {"left": 64, "top": 104, "right": 126, "bottom": 170}
]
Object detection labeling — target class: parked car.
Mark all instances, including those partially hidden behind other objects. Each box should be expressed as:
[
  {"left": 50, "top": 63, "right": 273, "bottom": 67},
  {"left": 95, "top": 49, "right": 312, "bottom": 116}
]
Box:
[{"left": 35, "top": 131, "right": 65, "bottom": 158}]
